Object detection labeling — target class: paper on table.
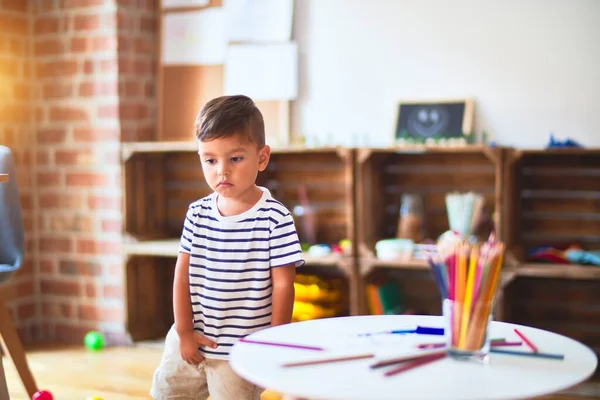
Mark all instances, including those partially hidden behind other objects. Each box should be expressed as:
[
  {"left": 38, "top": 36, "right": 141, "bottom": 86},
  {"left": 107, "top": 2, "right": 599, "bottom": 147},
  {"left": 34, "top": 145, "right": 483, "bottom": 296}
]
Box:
[
  {"left": 161, "top": 8, "right": 227, "bottom": 65},
  {"left": 224, "top": 0, "right": 294, "bottom": 42},
  {"left": 224, "top": 43, "right": 298, "bottom": 101},
  {"left": 162, "top": 0, "right": 210, "bottom": 9}
]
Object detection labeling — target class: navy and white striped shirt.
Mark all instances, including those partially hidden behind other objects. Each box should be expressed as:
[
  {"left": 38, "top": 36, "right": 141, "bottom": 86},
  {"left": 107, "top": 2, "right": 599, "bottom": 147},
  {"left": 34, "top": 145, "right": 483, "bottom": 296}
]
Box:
[{"left": 179, "top": 187, "right": 304, "bottom": 360}]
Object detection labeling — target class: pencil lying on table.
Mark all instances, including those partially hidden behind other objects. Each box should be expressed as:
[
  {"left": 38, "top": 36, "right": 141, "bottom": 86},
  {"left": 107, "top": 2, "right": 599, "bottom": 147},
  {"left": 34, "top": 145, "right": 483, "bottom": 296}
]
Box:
[
  {"left": 513, "top": 328, "right": 538, "bottom": 353},
  {"left": 239, "top": 338, "right": 325, "bottom": 351},
  {"left": 490, "top": 349, "right": 564, "bottom": 360},
  {"left": 384, "top": 352, "right": 447, "bottom": 377},
  {"left": 370, "top": 349, "right": 447, "bottom": 369},
  {"left": 417, "top": 340, "right": 522, "bottom": 349},
  {"left": 281, "top": 353, "right": 375, "bottom": 368}
]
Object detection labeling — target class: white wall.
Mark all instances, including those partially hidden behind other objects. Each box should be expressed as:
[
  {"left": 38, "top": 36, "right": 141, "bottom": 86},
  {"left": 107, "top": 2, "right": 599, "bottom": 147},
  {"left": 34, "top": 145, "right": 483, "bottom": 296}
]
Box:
[{"left": 291, "top": 0, "right": 600, "bottom": 148}]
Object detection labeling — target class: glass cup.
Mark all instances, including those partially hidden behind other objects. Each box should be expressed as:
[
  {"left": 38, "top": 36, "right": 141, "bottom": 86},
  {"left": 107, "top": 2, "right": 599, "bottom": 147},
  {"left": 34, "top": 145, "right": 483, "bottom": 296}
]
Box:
[{"left": 443, "top": 298, "right": 493, "bottom": 363}]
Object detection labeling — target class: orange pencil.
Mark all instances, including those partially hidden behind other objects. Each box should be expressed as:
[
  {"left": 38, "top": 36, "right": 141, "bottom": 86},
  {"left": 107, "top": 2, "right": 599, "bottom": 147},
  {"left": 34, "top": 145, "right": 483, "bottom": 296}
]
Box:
[
  {"left": 464, "top": 244, "right": 504, "bottom": 350},
  {"left": 459, "top": 245, "right": 479, "bottom": 348}
]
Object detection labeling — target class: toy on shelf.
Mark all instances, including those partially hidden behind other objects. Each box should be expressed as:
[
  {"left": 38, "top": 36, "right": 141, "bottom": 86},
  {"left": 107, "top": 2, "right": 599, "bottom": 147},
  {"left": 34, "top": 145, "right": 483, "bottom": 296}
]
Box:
[
  {"left": 307, "top": 244, "right": 331, "bottom": 257},
  {"left": 293, "top": 274, "right": 347, "bottom": 321},
  {"left": 375, "top": 238, "right": 414, "bottom": 261},
  {"left": 546, "top": 133, "right": 583, "bottom": 149},
  {"left": 292, "top": 185, "right": 317, "bottom": 245},
  {"left": 527, "top": 245, "right": 600, "bottom": 266},
  {"left": 366, "top": 281, "right": 404, "bottom": 315},
  {"left": 397, "top": 193, "right": 425, "bottom": 243}
]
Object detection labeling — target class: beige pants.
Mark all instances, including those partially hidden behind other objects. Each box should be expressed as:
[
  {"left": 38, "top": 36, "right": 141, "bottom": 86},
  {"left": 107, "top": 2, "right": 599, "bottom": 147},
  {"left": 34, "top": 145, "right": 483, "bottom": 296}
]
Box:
[{"left": 151, "top": 326, "right": 262, "bottom": 400}]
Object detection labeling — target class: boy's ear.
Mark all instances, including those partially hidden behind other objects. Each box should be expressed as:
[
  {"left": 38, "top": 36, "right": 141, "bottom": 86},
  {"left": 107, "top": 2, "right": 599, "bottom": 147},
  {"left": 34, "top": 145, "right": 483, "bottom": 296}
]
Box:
[{"left": 258, "top": 145, "right": 271, "bottom": 171}]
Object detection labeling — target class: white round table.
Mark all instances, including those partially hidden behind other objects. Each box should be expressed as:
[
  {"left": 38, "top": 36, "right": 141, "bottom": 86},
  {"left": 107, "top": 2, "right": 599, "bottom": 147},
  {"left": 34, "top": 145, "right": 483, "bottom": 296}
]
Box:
[{"left": 230, "top": 315, "right": 598, "bottom": 400}]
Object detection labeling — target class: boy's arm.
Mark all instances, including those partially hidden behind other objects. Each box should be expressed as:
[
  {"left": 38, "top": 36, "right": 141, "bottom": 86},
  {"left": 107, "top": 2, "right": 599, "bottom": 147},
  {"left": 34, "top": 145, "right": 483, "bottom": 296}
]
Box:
[
  {"left": 173, "top": 251, "right": 194, "bottom": 335},
  {"left": 270, "top": 264, "right": 296, "bottom": 326}
]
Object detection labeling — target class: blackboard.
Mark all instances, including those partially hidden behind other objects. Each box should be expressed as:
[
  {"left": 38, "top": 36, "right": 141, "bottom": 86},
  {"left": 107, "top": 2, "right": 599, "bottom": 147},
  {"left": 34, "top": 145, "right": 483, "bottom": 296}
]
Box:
[{"left": 394, "top": 99, "right": 474, "bottom": 140}]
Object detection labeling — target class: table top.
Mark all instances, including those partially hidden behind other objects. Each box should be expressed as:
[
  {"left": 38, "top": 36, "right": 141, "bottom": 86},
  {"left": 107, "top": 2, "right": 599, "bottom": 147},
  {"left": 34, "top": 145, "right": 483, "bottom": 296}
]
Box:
[{"left": 230, "top": 315, "right": 598, "bottom": 400}]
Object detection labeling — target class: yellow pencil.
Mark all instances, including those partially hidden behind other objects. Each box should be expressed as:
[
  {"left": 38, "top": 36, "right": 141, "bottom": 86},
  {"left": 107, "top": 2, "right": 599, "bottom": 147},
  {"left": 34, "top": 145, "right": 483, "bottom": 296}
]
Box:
[
  {"left": 465, "top": 244, "right": 505, "bottom": 350},
  {"left": 459, "top": 245, "right": 479, "bottom": 348}
]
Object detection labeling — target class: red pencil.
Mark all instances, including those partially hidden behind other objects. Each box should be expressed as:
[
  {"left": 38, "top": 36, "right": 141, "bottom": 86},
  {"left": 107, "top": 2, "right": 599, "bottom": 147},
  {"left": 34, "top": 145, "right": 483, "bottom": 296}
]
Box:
[
  {"left": 370, "top": 349, "right": 447, "bottom": 369},
  {"left": 514, "top": 328, "right": 538, "bottom": 353},
  {"left": 384, "top": 353, "right": 446, "bottom": 377}
]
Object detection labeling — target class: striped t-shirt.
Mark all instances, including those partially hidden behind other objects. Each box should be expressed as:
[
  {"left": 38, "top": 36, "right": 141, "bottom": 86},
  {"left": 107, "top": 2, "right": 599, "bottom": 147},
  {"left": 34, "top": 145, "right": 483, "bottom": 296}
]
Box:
[{"left": 179, "top": 187, "right": 305, "bottom": 360}]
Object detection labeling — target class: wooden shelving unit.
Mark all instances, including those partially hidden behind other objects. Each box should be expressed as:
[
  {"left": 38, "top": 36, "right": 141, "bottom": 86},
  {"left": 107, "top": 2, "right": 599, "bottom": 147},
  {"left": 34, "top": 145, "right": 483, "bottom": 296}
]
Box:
[
  {"left": 121, "top": 141, "right": 600, "bottom": 369},
  {"left": 504, "top": 148, "right": 600, "bottom": 280},
  {"left": 354, "top": 145, "right": 507, "bottom": 315},
  {"left": 121, "top": 143, "right": 358, "bottom": 340},
  {"left": 502, "top": 148, "right": 600, "bottom": 376}
]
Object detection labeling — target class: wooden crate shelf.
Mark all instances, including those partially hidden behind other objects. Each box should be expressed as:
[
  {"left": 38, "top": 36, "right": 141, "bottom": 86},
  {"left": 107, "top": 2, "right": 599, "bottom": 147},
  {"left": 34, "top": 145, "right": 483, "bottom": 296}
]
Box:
[
  {"left": 123, "top": 239, "right": 348, "bottom": 269},
  {"left": 505, "top": 148, "right": 600, "bottom": 280},
  {"left": 356, "top": 145, "right": 504, "bottom": 259},
  {"left": 125, "top": 256, "right": 175, "bottom": 342},
  {"left": 355, "top": 145, "right": 505, "bottom": 315},
  {"left": 122, "top": 143, "right": 359, "bottom": 339},
  {"left": 505, "top": 276, "right": 600, "bottom": 379}
]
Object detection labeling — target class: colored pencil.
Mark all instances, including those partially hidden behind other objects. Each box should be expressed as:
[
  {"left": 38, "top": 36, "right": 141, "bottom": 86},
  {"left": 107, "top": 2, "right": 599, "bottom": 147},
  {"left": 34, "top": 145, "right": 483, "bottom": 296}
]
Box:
[
  {"left": 384, "top": 352, "right": 447, "bottom": 377},
  {"left": 514, "top": 328, "right": 538, "bottom": 353},
  {"left": 281, "top": 353, "right": 374, "bottom": 368},
  {"left": 359, "top": 326, "right": 444, "bottom": 336},
  {"left": 459, "top": 245, "right": 479, "bottom": 347},
  {"left": 416, "top": 340, "right": 522, "bottom": 349},
  {"left": 464, "top": 244, "right": 504, "bottom": 351},
  {"left": 490, "top": 349, "right": 564, "bottom": 360},
  {"left": 370, "top": 349, "right": 447, "bottom": 369},
  {"left": 239, "top": 338, "right": 325, "bottom": 351}
]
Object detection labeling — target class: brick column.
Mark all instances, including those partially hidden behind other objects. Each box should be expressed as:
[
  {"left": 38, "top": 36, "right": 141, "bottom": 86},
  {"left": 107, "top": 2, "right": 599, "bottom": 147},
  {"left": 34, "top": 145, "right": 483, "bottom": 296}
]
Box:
[
  {"left": 33, "top": 0, "right": 126, "bottom": 343},
  {"left": 0, "top": 0, "right": 37, "bottom": 342},
  {"left": 0, "top": 0, "right": 157, "bottom": 345}
]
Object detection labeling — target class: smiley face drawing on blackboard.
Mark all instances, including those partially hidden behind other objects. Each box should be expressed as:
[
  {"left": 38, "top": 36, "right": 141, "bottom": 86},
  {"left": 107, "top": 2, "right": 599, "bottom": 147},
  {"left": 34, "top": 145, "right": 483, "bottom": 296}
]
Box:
[
  {"left": 407, "top": 105, "right": 450, "bottom": 138},
  {"left": 395, "top": 99, "right": 474, "bottom": 141}
]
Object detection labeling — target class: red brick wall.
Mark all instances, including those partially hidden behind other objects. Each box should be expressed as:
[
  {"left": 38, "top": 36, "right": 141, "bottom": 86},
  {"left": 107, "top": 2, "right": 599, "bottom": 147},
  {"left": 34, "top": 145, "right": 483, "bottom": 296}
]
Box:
[
  {"left": 0, "top": 0, "right": 157, "bottom": 345},
  {"left": 32, "top": 0, "right": 124, "bottom": 343},
  {"left": 0, "top": 0, "right": 38, "bottom": 342},
  {"left": 31, "top": 0, "right": 157, "bottom": 344}
]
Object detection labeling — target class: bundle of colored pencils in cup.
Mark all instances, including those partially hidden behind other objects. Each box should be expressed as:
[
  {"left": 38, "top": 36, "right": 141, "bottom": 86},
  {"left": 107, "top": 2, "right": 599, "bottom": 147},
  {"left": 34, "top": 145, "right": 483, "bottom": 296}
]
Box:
[{"left": 428, "top": 233, "right": 505, "bottom": 352}]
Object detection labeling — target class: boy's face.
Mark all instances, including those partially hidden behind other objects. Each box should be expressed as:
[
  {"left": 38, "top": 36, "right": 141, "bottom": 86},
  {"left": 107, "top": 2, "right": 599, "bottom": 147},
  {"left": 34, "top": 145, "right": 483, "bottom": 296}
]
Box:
[{"left": 197, "top": 134, "right": 270, "bottom": 200}]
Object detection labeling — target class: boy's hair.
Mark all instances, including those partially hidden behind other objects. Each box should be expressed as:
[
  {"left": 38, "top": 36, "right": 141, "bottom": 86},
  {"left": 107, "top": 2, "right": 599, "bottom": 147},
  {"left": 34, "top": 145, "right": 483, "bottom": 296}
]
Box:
[{"left": 195, "top": 95, "right": 265, "bottom": 147}]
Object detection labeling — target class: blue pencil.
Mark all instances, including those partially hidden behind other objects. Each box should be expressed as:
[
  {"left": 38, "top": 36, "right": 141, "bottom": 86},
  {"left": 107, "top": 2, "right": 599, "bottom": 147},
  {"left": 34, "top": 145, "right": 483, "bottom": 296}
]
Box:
[
  {"left": 490, "top": 349, "right": 564, "bottom": 360},
  {"left": 360, "top": 326, "right": 444, "bottom": 336}
]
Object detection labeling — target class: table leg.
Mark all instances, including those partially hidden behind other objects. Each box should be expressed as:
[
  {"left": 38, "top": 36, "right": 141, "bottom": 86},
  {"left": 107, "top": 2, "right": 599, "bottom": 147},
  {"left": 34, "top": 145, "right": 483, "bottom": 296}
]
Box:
[
  {"left": 0, "top": 355, "right": 9, "bottom": 399},
  {"left": 0, "top": 292, "right": 37, "bottom": 397}
]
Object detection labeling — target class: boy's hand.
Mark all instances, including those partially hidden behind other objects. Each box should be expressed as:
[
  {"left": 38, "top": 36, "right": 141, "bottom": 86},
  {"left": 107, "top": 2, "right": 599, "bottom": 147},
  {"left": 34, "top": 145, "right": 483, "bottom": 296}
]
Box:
[{"left": 178, "top": 331, "right": 218, "bottom": 365}]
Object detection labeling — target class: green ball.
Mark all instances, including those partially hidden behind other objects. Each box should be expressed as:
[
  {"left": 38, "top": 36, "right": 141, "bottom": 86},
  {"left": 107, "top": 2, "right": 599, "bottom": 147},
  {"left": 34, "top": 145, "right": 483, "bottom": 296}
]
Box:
[{"left": 84, "top": 331, "right": 104, "bottom": 351}]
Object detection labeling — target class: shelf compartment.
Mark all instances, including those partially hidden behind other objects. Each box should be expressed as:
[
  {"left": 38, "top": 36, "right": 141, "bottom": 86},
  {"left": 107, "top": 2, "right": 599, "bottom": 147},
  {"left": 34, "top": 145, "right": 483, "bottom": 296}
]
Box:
[{"left": 504, "top": 148, "right": 600, "bottom": 279}]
